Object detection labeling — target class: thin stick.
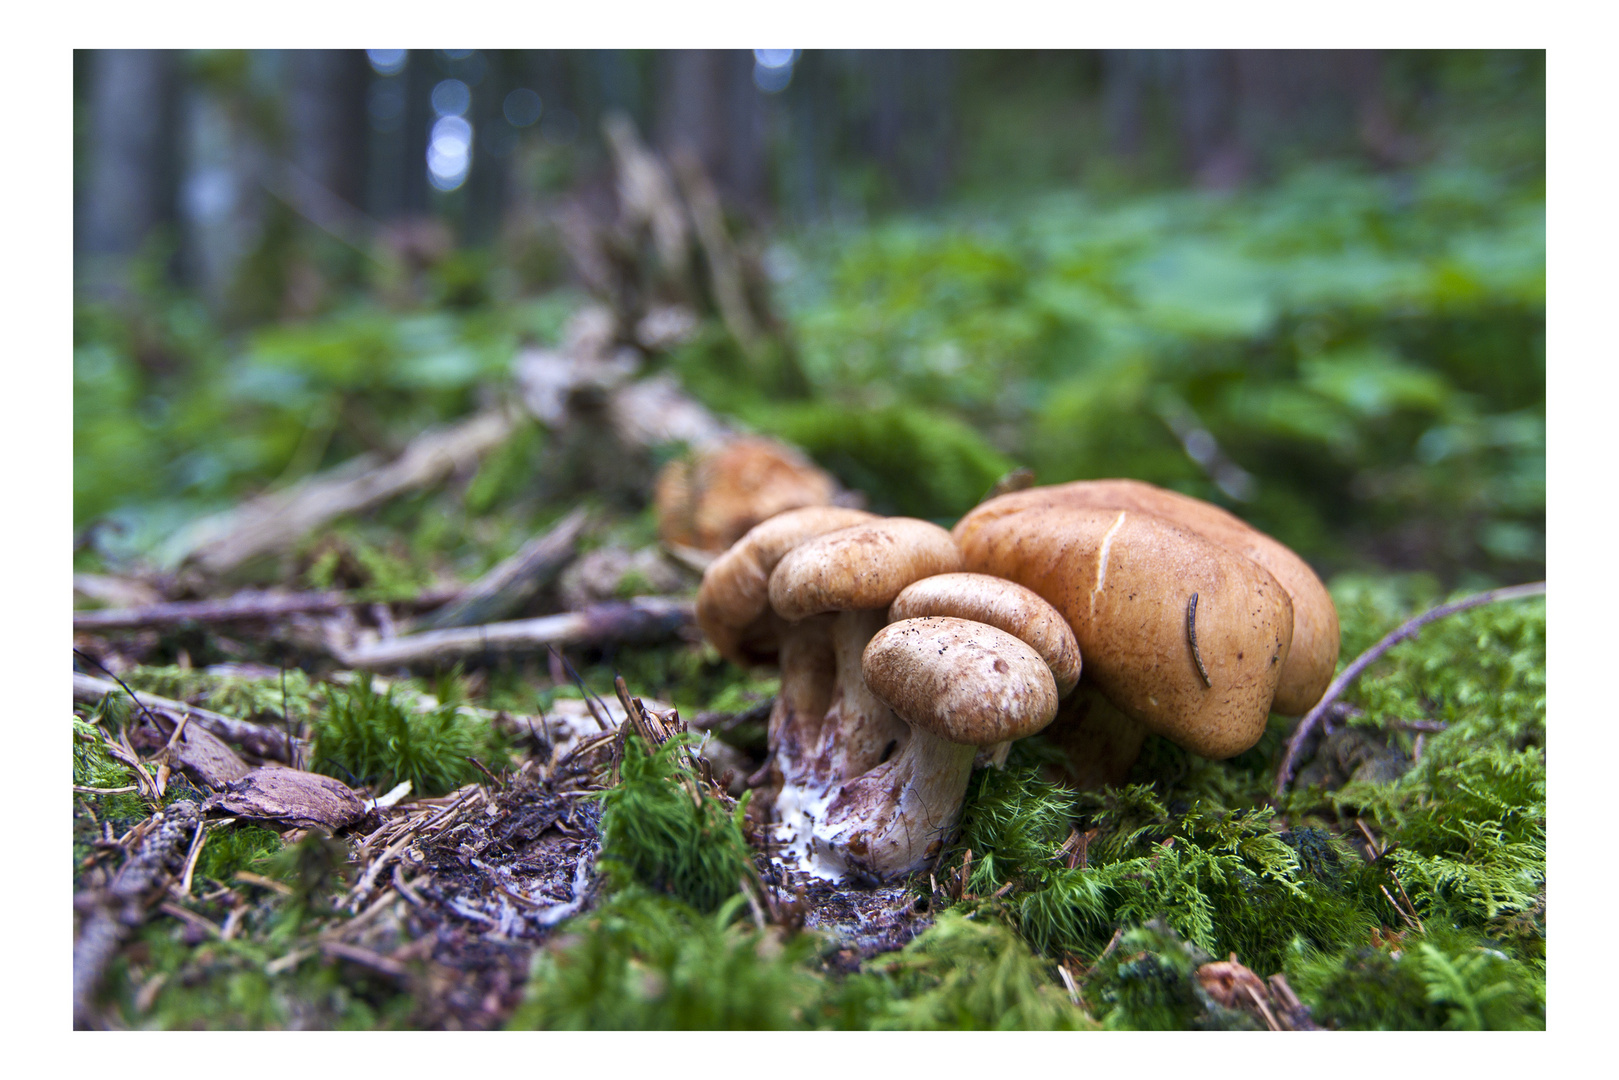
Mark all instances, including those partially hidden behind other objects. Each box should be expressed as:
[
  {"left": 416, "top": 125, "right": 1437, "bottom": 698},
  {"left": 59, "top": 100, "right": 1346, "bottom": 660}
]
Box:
[
  {"left": 1273, "top": 581, "right": 1545, "bottom": 798},
  {"left": 74, "top": 649, "right": 165, "bottom": 732},
  {"left": 175, "top": 820, "right": 209, "bottom": 897}
]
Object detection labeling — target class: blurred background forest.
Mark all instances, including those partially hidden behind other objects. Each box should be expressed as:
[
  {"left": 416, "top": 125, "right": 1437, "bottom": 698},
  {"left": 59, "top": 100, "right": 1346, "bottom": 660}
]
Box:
[{"left": 72, "top": 48, "right": 1545, "bottom": 589}]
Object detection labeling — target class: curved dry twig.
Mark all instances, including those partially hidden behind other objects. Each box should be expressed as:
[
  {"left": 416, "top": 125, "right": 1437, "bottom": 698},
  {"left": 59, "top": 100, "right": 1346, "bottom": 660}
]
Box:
[{"left": 1273, "top": 580, "right": 1545, "bottom": 799}]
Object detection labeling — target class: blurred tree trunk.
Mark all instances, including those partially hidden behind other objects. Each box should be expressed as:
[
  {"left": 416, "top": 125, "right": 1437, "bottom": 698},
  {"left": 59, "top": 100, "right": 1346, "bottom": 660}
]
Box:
[
  {"left": 285, "top": 50, "right": 369, "bottom": 209},
  {"left": 655, "top": 50, "right": 765, "bottom": 210},
  {"left": 79, "top": 50, "right": 179, "bottom": 281}
]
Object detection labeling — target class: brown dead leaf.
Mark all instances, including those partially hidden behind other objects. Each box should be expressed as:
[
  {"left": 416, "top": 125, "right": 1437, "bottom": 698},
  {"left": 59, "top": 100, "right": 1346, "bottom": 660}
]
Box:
[
  {"left": 166, "top": 724, "right": 251, "bottom": 789},
  {"left": 202, "top": 766, "right": 367, "bottom": 830}
]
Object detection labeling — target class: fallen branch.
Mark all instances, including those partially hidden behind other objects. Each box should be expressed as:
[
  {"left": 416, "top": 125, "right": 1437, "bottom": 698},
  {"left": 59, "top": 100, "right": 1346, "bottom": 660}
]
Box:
[
  {"left": 413, "top": 508, "right": 590, "bottom": 631},
  {"left": 342, "top": 596, "right": 695, "bottom": 670},
  {"left": 166, "top": 406, "right": 517, "bottom": 576},
  {"left": 74, "top": 672, "right": 307, "bottom": 764},
  {"left": 1274, "top": 580, "right": 1546, "bottom": 798},
  {"left": 73, "top": 588, "right": 456, "bottom": 632}
]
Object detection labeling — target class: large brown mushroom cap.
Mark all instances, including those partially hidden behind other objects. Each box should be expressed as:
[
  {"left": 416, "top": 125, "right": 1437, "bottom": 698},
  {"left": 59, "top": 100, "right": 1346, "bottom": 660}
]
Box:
[
  {"left": 955, "top": 478, "right": 1338, "bottom": 715},
  {"left": 954, "top": 504, "right": 1293, "bottom": 760},
  {"left": 888, "top": 572, "right": 1082, "bottom": 696},
  {"left": 862, "top": 617, "right": 1060, "bottom": 746},
  {"left": 768, "top": 517, "right": 962, "bottom": 622},
  {"left": 696, "top": 506, "right": 878, "bottom": 664}
]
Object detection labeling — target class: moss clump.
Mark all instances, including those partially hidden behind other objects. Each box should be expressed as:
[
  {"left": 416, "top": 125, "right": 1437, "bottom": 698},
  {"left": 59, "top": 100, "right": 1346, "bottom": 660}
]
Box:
[
  {"left": 310, "top": 673, "right": 507, "bottom": 796},
  {"left": 509, "top": 888, "right": 823, "bottom": 1030},
  {"left": 1086, "top": 920, "right": 1230, "bottom": 1030},
  {"left": 195, "top": 824, "right": 283, "bottom": 887},
  {"left": 119, "top": 664, "right": 322, "bottom": 731},
  {"left": 856, "top": 909, "right": 1096, "bottom": 1030},
  {"left": 596, "top": 735, "right": 756, "bottom": 913},
  {"left": 1286, "top": 930, "right": 1544, "bottom": 1030}
]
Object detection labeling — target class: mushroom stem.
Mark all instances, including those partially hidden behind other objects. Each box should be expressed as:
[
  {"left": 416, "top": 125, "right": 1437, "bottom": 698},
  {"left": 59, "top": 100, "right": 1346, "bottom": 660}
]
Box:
[
  {"left": 810, "top": 732, "right": 978, "bottom": 882},
  {"left": 811, "top": 609, "right": 911, "bottom": 783}
]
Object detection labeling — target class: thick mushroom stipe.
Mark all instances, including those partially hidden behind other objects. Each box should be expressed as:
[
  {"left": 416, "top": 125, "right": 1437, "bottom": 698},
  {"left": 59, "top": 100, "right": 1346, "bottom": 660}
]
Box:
[
  {"left": 954, "top": 505, "right": 1293, "bottom": 760},
  {"left": 957, "top": 479, "right": 1337, "bottom": 715},
  {"left": 795, "top": 617, "right": 1059, "bottom": 881}
]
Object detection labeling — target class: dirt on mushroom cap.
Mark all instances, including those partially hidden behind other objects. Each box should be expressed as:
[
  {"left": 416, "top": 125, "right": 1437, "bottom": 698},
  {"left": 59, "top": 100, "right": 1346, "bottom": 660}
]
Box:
[
  {"left": 862, "top": 617, "right": 1059, "bottom": 746},
  {"left": 888, "top": 572, "right": 1081, "bottom": 697}
]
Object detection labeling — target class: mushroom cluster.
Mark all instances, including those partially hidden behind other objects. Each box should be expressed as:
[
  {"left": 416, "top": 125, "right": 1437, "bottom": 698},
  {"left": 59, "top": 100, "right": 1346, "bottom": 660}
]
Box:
[
  {"left": 695, "top": 480, "right": 1338, "bottom": 884},
  {"left": 951, "top": 479, "right": 1339, "bottom": 784},
  {"left": 697, "top": 515, "right": 1075, "bottom": 881}
]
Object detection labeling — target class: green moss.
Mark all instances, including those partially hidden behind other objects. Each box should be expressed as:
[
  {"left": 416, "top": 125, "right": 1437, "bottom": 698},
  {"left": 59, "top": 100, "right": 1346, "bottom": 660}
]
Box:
[
  {"left": 104, "top": 920, "right": 416, "bottom": 1030},
  {"left": 1286, "top": 928, "right": 1544, "bottom": 1030},
  {"left": 509, "top": 888, "right": 823, "bottom": 1030},
  {"left": 195, "top": 824, "right": 283, "bottom": 886},
  {"left": 1086, "top": 920, "right": 1225, "bottom": 1030},
  {"left": 596, "top": 735, "right": 756, "bottom": 913},
  {"left": 310, "top": 673, "right": 508, "bottom": 796},
  {"left": 120, "top": 664, "right": 322, "bottom": 730},
  {"left": 858, "top": 909, "right": 1096, "bottom": 1030}
]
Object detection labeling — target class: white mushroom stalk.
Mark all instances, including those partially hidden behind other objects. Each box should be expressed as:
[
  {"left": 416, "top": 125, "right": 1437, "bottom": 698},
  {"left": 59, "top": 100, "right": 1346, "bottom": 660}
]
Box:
[
  {"left": 803, "top": 616, "right": 1061, "bottom": 882},
  {"left": 760, "top": 517, "right": 961, "bottom": 876}
]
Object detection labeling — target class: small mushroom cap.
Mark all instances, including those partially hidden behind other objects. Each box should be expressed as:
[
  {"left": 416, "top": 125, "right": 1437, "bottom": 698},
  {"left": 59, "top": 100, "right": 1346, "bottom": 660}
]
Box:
[
  {"left": 768, "top": 517, "right": 962, "bottom": 622},
  {"left": 888, "top": 572, "right": 1081, "bottom": 696},
  {"left": 956, "top": 479, "right": 1338, "bottom": 715},
  {"left": 697, "top": 506, "right": 878, "bottom": 664},
  {"left": 954, "top": 504, "right": 1293, "bottom": 760},
  {"left": 862, "top": 617, "right": 1059, "bottom": 746}
]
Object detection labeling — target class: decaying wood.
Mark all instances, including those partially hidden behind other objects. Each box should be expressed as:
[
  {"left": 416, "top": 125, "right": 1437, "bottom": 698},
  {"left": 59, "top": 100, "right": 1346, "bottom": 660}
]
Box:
[
  {"left": 414, "top": 508, "right": 591, "bottom": 631},
  {"left": 167, "top": 406, "right": 517, "bottom": 576},
  {"left": 1274, "top": 580, "right": 1547, "bottom": 798},
  {"left": 74, "top": 801, "right": 202, "bottom": 1028},
  {"left": 670, "top": 146, "right": 763, "bottom": 358},
  {"left": 341, "top": 596, "right": 695, "bottom": 670},
  {"left": 76, "top": 586, "right": 462, "bottom": 633},
  {"left": 602, "top": 111, "right": 692, "bottom": 289},
  {"left": 73, "top": 573, "right": 164, "bottom": 610},
  {"left": 77, "top": 589, "right": 345, "bottom": 632},
  {"left": 202, "top": 766, "right": 368, "bottom": 830},
  {"left": 1195, "top": 955, "right": 1318, "bottom": 1030},
  {"left": 74, "top": 672, "right": 307, "bottom": 764}
]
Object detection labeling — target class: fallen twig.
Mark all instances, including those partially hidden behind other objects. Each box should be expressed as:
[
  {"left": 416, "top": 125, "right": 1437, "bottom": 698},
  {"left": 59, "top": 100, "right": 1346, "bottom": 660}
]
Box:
[
  {"left": 74, "top": 587, "right": 459, "bottom": 633},
  {"left": 1274, "top": 580, "right": 1546, "bottom": 798},
  {"left": 413, "top": 508, "right": 591, "bottom": 631},
  {"left": 341, "top": 596, "right": 695, "bottom": 670},
  {"left": 74, "top": 672, "right": 307, "bottom": 764},
  {"left": 166, "top": 406, "right": 517, "bottom": 576}
]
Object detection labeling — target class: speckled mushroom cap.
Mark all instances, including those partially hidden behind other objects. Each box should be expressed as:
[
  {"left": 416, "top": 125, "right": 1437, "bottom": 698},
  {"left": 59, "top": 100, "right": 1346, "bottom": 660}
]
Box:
[
  {"left": 955, "top": 479, "right": 1338, "bottom": 716},
  {"left": 861, "top": 617, "right": 1059, "bottom": 746},
  {"left": 888, "top": 572, "right": 1082, "bottom": 697},
  {"left": 696, "top": 505, "right": 878, "bottom": 664},
  {"left": 767, "top": 517, "right": 962, "bottom": 622},
  {"left": 953, "top": 504, "right": 1294, "bottom": 760}
]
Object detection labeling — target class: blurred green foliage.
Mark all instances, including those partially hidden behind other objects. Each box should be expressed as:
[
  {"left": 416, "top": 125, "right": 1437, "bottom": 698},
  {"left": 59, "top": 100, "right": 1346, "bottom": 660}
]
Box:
[
  {"left": 752, "top": 163, "right": 1542, "bottom": 575},
  {"left": 76, "top": 160, "right": 1540, "bottom": 587}
]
